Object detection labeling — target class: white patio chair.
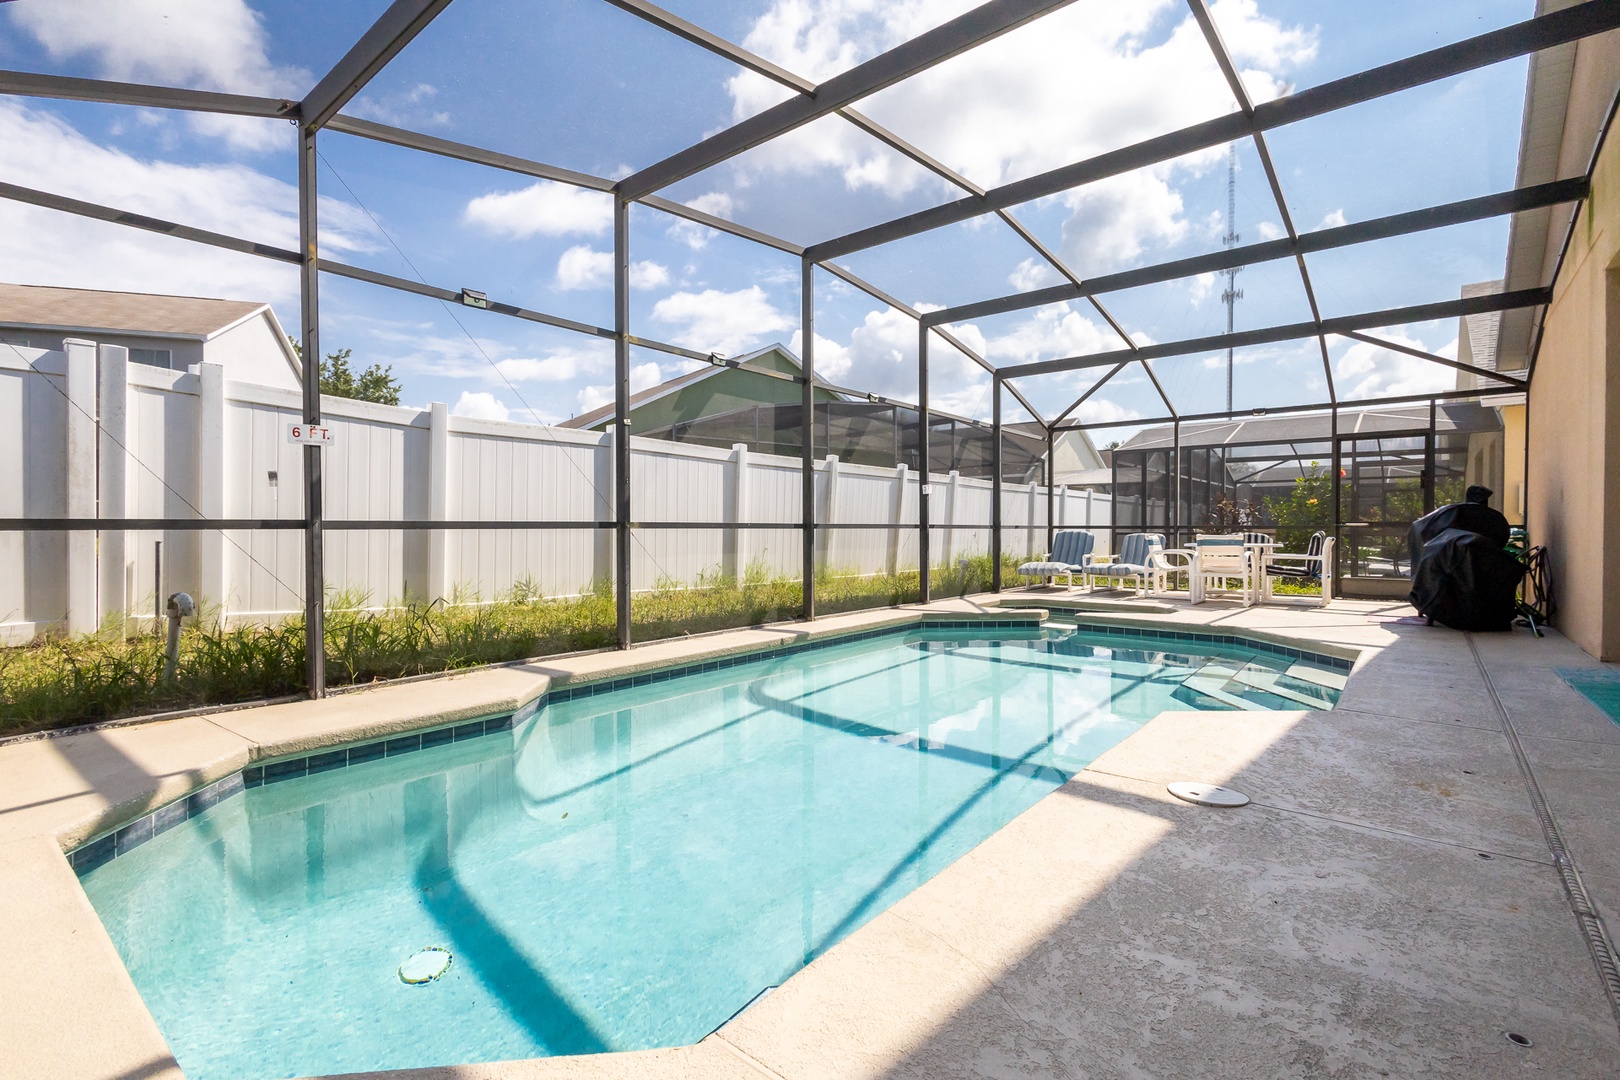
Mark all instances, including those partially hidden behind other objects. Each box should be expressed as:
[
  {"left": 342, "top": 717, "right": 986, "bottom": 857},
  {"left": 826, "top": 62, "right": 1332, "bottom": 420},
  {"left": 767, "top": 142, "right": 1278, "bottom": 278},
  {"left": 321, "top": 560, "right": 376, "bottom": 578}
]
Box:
[{"left": 1193, "top": 533, "right": 1255, "bottom": 605}]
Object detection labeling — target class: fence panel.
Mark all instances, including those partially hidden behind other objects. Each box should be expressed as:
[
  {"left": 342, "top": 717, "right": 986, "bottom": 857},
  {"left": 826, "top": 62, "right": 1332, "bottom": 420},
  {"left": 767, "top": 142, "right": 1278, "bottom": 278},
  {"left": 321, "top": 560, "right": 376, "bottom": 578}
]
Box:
[{"left": 1, "top": 347, "right": 1111, "bottom": 638}]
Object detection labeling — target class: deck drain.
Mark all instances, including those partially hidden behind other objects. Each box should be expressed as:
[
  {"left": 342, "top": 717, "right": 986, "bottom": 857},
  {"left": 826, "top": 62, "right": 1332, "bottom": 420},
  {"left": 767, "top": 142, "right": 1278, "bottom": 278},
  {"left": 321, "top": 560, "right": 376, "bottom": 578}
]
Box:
[
  {"left": 1167, "top": 782, "right": 1249, "bottom": 808},
  {"left": 1477, "top": 852, "right": 1495, "bottom": 860},
  {"left": 1505, "top": 1031, "right": 1533, "bottom": 1048},
  {"left": 399, "top": 947, "right": 452, "bottom": 985}
]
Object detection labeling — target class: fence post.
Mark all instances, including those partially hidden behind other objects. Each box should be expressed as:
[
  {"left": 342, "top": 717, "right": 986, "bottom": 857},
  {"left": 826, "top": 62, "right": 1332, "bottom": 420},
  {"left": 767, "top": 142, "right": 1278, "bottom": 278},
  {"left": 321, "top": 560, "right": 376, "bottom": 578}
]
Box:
[
  {"left": 819, "top": 455, "right": 840, "bottom": 570},
  {"left": 197, "top": 362, "right": 228, "bottom": 619},
  {"left": 731, "top": 442, "right": 749, "bottom": 578},
  {"left": 943, "top": 469, "right": 960, "bottom": 562},
  {"left": 887, "top": 462, "right": 907, "bottom": 576},
  {"left": 96, "top": 344, "right": 128, "bottom": 631},
  {"left": 64, "top": 339, "right": 97, "bottom": 635},
  {"left": 428, "top": 401, "right": 449, "bottom": 603},
  {"left": 1027, "top": 482, "right": 1037, "bottom": 557}
]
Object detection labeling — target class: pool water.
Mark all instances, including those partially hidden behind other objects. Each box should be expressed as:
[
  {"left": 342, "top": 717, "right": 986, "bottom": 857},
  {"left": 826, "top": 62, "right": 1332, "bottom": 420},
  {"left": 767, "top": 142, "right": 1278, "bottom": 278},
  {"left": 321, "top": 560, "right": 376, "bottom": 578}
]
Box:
[{"left": 79, "top": 626, "right": 1343, "bottom": 1079}]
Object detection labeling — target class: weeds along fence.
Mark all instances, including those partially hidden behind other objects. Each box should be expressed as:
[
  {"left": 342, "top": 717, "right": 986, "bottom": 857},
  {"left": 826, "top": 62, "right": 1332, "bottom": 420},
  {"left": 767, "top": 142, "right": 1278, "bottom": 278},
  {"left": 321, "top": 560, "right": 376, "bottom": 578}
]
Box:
[{"left": 1, "top": 341, "right": 1111, "bottom": 643}]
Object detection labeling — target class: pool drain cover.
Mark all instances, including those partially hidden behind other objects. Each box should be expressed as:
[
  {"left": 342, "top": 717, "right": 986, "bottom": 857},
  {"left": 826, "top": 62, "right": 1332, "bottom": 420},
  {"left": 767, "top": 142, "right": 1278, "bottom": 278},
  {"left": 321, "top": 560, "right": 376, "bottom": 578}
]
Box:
[
  {"left": 1168, "top": 782, "right": 1249, "bottom": 808},
  {"left": 399, "top": 947, "right": 452, "bottom": 984}
]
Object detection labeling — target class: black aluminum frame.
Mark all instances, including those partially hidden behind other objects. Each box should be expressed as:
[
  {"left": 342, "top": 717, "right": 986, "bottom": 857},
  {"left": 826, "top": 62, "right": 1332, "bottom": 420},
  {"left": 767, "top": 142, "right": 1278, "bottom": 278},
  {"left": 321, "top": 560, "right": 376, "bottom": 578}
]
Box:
[{"left": 0, "top": 0, "right": 1610, "bottom": 695}]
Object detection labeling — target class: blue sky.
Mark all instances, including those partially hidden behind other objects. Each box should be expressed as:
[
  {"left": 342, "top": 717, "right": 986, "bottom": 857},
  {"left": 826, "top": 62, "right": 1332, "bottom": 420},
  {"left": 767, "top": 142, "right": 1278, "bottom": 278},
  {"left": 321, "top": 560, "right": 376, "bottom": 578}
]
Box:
[{"left": 0, "top": 0, "right": 1537, "bottom": 434}]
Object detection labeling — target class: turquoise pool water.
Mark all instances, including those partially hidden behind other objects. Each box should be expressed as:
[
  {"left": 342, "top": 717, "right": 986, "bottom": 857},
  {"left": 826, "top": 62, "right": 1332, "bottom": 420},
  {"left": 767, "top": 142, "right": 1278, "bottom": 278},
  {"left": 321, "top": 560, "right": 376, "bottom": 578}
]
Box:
[{"left": 79, "top": 625, "right": 1343, "bottom": 1079}]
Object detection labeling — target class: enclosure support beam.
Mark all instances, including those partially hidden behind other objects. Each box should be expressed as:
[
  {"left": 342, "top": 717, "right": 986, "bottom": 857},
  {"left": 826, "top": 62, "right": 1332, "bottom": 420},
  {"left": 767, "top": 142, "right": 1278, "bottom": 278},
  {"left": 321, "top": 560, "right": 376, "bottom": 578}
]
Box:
[
  {"left": 618, "top": 0, "right": 1075, "bottom": 199},
  {"left": 0, "top": 68, "right": 299, "bottom": 118},
  {"left": 924, "top": 178, "right": 1586, "bottom": 328},
  {"left": 302, "top": 0, "right": 455, "bottom": 130},
  {"left": 1006, "top": 288, "right": 1553, "bottom": 380},
  {"left": 614, "top": 197, "right": 633, "bottom": 650},
  {"left": 298, "top": 126, "right": 326, "bottom": 699},
  {"left": 1330, "top": 403, "right": 1342, "bottom": 588},
  {"left": 1045, "top": 424, "right": 1056, "bottom": 557},
  {"left": 992, "top": 376, "right": 1003, "bottom": 593},
  {"left": 918, "top": 323, "right": 932, "bottom": 604},
  {"left": 808, "top": 2, "right": 1620, "bottom": 261},
  {"left": 801, "top": 258, "right": 817, "bottom": 620},
  {"left": 1172, "top": 418, "right": 1182, "bottom": 547}
]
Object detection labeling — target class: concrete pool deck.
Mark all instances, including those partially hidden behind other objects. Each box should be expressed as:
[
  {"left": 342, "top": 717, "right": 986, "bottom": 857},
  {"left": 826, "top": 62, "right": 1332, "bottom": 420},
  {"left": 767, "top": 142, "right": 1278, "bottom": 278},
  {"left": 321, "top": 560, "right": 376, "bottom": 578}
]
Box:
[{"left": 3, "top": 597, "right": 1618, "bottom": 1079}]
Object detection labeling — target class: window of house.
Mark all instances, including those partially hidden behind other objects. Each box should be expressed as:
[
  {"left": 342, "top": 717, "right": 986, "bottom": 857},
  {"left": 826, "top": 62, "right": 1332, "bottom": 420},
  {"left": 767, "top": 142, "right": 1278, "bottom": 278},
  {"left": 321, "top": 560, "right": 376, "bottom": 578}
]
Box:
[{"left": 129, "top": 347, "right": 173, "bottom": 368}]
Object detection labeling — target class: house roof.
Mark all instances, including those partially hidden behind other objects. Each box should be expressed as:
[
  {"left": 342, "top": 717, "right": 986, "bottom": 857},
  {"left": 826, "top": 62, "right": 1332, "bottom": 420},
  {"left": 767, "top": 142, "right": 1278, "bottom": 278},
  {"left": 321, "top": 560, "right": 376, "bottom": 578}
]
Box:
[
  {"left": 0, "top": 283, "right": 270, "bottom": 339},
  {"left": 561, "top": 343, "right": 816, "bottom": 429}
]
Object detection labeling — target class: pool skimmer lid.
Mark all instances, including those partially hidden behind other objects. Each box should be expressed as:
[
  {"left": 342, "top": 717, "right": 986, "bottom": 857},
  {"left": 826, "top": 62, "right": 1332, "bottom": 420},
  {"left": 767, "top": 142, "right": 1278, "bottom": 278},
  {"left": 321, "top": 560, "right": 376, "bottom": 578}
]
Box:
[
  {"left": 399, "top": 947, "right": 452, "bottom": 985},
  {"left": 1168, "top": 782, "right": 1250, "bottom": 808}
]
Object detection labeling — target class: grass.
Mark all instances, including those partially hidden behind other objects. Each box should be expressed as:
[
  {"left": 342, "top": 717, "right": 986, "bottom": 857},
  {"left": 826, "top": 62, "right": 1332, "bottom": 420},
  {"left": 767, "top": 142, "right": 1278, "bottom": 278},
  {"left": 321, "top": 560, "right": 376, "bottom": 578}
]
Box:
[{"left": 0, "top": 554, "right": 1040, "bottom": 737}]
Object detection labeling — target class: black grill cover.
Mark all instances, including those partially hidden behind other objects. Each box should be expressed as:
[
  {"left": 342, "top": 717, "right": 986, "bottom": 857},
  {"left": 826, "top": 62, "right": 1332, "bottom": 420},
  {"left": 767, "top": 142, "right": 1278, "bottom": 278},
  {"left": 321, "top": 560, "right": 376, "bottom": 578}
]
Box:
[
  {"left": 1407, "top": 526, "right": 1525, "bottom": 631},
  {"left": 1407, "top": 501, "right": 1511, "bottom": 565}
]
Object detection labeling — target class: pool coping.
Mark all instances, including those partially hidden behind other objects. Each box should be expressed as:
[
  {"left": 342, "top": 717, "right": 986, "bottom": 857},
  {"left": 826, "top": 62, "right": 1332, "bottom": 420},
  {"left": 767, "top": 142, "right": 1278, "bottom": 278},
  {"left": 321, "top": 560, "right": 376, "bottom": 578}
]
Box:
[{"left": 0, "top": 596, "right": 1397, "bottom": 1080}]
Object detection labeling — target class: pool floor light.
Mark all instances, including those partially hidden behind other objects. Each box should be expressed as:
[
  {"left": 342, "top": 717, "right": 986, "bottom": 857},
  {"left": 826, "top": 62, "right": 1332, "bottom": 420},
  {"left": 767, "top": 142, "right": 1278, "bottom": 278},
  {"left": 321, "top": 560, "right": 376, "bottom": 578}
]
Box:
[{"left": 399, "top": 947, "right": 452, "bottom": 985}]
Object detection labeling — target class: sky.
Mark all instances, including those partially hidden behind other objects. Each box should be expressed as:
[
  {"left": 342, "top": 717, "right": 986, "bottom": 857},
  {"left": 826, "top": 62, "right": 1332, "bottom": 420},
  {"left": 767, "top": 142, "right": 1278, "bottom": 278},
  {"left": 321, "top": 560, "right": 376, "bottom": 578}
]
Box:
[{"left": 0, "top": 0, "right": 1540, "bottom": 437}]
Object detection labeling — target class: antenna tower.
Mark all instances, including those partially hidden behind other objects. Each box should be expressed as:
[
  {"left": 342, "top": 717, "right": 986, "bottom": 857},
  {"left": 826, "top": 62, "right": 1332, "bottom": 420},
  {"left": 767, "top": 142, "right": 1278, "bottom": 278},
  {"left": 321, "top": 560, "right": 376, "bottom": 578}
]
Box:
[{"left": 1221, "top": 141, "right": 1243, "bottom": 414}]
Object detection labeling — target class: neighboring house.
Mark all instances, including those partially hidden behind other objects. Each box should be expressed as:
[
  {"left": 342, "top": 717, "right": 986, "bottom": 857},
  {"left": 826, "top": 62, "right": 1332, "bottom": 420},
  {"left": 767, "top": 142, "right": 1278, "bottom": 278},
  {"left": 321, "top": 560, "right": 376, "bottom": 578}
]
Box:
[
  {"left": 565, "top": 342, "right": 1084, "bottom": 483},
  {"left": 0, "top": 283, "right": 302, "bottom": 391},
  {"left": 563, "top": 343, "right": 841, "bottom": 436}
]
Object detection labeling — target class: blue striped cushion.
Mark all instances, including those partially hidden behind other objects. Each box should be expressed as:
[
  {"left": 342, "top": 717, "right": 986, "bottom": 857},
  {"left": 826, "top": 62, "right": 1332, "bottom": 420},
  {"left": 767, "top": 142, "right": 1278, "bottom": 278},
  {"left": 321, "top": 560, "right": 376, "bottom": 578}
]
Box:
[
  {"left": 1118, "top": 532, "right": 1161, "bottom": 567},
  {"left": 1049, "top": 530, "right": 1095, "bottom": 567}
]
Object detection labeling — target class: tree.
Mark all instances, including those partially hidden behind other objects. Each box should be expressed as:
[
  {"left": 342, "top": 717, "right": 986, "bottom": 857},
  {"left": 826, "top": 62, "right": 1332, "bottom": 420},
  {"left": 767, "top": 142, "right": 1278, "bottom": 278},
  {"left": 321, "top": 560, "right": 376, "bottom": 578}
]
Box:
[
  {"left": 289, "top": 339, "right": 401, "bottom": 406},
  {"left": 319, "top": 348, "right": 401, "bottom": 406},
  {"left": 1264, "top": 463, "right": 1334, "bottom": 552}
]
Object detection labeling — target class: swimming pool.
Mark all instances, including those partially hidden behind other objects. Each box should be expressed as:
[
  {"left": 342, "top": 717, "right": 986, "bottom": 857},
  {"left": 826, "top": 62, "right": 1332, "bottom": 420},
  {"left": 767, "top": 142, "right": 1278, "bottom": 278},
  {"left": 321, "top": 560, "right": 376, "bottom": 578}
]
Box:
[{"left": 77, "top": 623, "right": 1346, "bottom": 1079}]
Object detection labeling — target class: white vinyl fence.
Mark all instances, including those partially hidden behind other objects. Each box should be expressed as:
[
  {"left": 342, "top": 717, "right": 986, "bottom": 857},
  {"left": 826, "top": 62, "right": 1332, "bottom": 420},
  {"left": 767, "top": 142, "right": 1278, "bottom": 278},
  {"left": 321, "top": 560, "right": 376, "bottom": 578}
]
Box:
[{"left": 0, "top": 340, "right": 1110, "bottom": 643}]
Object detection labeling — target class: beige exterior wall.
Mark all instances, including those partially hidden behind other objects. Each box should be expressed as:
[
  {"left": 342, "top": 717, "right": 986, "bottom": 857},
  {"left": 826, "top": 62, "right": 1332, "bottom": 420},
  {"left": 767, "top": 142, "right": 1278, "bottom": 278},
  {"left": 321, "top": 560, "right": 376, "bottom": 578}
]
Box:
[
  {"left": 1527, "top": 47, "right": 1620, "bottom": 660},
  {"left": 1502, "top": 403, "right": 1526, "bottom": 525}
]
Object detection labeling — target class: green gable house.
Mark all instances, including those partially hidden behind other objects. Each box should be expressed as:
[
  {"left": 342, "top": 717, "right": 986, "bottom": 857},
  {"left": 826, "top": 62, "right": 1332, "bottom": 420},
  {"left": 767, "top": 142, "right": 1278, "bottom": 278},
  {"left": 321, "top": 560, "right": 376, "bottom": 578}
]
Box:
[{"left": 562, "top": 343, "right": 1061, "bottom": 483}]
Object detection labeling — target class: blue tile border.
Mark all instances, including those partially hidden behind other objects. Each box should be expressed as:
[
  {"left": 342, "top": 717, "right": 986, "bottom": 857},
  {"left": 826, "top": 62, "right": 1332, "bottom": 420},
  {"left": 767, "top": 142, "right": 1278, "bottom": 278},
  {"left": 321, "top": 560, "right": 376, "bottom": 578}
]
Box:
[
  {"left": 65, "top": 612, "right": 1346, "bottom": 875},
  {"left": 240, "top": 711, "right": 519, "bottom": 791},
  {"left": 541, "top": 618, "right": 1041, "bottom": 704},
  {"left": 69, "top": 771, "right": 244, "bottom": 875}
]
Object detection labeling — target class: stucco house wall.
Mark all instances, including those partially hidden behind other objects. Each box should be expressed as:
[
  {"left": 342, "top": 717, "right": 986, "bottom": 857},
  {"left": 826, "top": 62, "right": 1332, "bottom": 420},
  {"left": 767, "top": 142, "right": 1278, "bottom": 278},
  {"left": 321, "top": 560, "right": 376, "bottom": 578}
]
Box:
[{"left": 1526, "top": 34, "right": 1620, "bottom": 661}]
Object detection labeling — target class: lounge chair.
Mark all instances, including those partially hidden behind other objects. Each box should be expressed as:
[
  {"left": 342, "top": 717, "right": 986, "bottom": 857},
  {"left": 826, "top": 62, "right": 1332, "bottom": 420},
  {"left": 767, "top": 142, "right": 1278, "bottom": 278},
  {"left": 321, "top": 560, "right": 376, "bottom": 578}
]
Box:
[
  {"left": 1017, "top": 529, "right": 1097, "bottom": 588},
  {"left": 1260, "top": 530, "right": 1334, "bottom": 606},
  {"left": 1085, "top": 532, "right": 1165, "bottom": 596}
]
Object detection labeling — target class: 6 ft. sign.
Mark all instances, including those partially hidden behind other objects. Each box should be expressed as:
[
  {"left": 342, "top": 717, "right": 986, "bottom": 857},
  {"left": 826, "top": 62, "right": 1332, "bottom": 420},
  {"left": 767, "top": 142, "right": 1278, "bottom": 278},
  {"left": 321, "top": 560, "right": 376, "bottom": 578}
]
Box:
[{"left": 287, "top": 423, "right": 336, "bottom": 446}]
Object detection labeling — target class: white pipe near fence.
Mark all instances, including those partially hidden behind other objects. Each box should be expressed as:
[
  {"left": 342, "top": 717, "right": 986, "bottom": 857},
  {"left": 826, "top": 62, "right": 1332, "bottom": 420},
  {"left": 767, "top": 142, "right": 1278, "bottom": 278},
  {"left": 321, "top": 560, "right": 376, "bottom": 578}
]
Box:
[{"left": 0, "top": 342, "right": 1111, "bottom": 643}]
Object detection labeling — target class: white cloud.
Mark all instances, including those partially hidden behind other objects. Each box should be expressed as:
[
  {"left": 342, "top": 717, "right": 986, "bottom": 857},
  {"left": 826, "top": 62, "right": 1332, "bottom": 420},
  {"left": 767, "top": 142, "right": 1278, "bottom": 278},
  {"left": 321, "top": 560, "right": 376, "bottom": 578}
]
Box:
[
  {"left": 350, "top": 83, "right": 451, "bottom": 130},
  {"left": 489, "top": 342, "right": 610, "bottom": 388},
  {"left": 464, "top": 182, "right": 613, "bottom": 239},
  {"left": 554, "top": 246, "right": 670, "bottom": 290},
  {"left": 788, "top": 330, "right": 854, "bottom": 382},
  {"left": 1315, "top": 209, "right": 1347, "bottom": 230},
  {"left": 1189, "top": 272, "right": 1217, "bottom": 306},
  {"left": 1334, "top": 331, "right": 1460, "bottom": 398},
  {"left": 666, "top": 192, "right": 736, "bottom": 249},
  {"left": 975, "top": 302, "right": 1120, "bottom": 366},
  {"left": 650, "top": 286, "right": 794, "bottom": 355},
  {"left": 630, "top": 261, "right": 670, "bottom": 289},
  {"left": 0, "top": 100, "right": 377, "bottom": 306},
  {"left": 1008, "top": 257, "right": 1059, "bottom": 292},
  {"left": 721, "top": 0, "right": 1312, "bottom": 267},
  {"left": 1072, "top": 398, "right": 1140, "bottom": 425},
  {"left": 555, "top": 245, "right": 612, "bottom": 290},
  {"left": 1059, "top": 170, "right": 1190, "bottom": 272},
  {"left": 8, "top": 0, "right": 308, "bottom": 151},
  {"left": 451, "top": 391, "right": 512, "bottom": 422},
  {"left": 576, "top": 361, "right": 662, "bottom": 414},
  {"left": 1255, "top": 220, "right": 1284, "bottom": 241}
]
